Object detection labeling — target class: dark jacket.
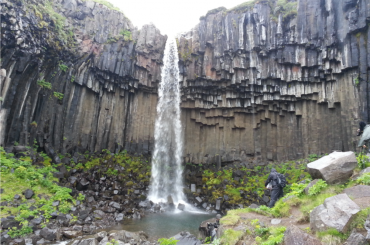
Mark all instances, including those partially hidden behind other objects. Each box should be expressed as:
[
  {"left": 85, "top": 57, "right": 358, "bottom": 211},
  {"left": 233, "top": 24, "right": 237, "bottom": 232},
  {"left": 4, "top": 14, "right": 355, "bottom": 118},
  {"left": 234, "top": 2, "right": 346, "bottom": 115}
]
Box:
[{"left": 265, "top": 168, "right": 278, "bottom": 187}]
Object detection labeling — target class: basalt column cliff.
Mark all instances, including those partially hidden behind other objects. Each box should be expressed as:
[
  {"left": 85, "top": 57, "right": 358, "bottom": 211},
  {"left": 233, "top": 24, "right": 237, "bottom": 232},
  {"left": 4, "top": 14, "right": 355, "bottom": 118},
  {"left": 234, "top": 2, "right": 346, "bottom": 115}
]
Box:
[
  {"left": 0, "top": 0, "right": 167, "bottom": 156},
  {"left": 177, "top": 0, "right": 370, "bottom": 165},
  {"left": 1, "top": 0, "right": 370, "bottom": 165}
]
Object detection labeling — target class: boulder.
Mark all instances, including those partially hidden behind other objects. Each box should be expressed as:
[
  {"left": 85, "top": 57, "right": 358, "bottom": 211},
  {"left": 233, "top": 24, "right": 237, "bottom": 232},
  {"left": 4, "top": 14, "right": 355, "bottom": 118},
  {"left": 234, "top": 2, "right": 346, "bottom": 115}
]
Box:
[
  {"left": 178, "top": 203, "right": 185, "bottom": 211},
  {"left": 40, "top": 227, "right": 57, "bottom": 241},
  {"left": 365, "top": 214, "right": 370, "bottom": 242},
  {"left": 343, "top": 185, "right": 370, "bottom": 209},
  {"left": 271, "top": 219, "right": 281, "bottom": 225},
  {"left": 24, "top": 189, "right": 34, "bottom": 199},
  {"left": 310, "top": 194, "right": 360, "bottom": 233},
  {"left": 284, "top": 225, "right": 322, "bottom": 245},
  {"left": 304, "top": 179, "right": 320, "bottom": 195},
  {"left": 360, "top": 167, "right": 370, "bottom": 175},
  {"left": 77, "top": 237, "right": 98, "bottom": 245},
  {"left": 343, "top": 231, "right": 367, "bottom": 245},
  {"left": 115, "top": 213, "right": 124, "bottom": 222},
  {"left": 171, "top": 231, "right": 202, "bottom": 245},
  {"left": 307, "top": 151, "right": 357, "bottom": 184}
]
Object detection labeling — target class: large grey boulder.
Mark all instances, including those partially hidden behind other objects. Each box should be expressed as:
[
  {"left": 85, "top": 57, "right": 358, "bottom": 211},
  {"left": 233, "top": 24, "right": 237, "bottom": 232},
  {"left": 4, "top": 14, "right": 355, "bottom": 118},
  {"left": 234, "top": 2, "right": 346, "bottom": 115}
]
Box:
[
  {"left": 284, "top": 225, "right": 322, "bottom": 245},
  {"left": 310, "top": 194, "right": 360, "bottom": 233},
  {"left": 307, "top": 152, "right": 357, "bottom": 184},
  {"left": 343, "top": 231, "right": 368, "bottom": 245},
  {"left": 343, "top": 185, "right": 370, "bottom": 209},
  {"left": 365, "top": 214, "right": 370, "bottom": 242}
]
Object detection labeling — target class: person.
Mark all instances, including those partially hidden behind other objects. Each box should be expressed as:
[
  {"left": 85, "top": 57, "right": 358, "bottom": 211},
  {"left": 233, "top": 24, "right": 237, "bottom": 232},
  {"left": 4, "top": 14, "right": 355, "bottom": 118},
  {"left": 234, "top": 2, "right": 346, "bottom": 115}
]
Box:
[
  {"left": 357, "top": 121, "right": 370, "bottom": 150},
  {"left": 264, "top": 168, "right": 283, "bottom": 208}
]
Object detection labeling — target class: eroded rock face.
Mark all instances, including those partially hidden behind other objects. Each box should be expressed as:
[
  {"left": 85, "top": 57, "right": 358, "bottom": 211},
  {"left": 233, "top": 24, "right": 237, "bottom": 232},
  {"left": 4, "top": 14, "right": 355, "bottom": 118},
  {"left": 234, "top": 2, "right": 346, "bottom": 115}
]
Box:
[
  {"left": 307, "top": 152, "right": 357, "bottom": 184},
  {"left": 310, "top": 193, "right": 360, "bottom": 233},
  {"left": 284, "top": 225, "right": 322, "bottom": 245}
]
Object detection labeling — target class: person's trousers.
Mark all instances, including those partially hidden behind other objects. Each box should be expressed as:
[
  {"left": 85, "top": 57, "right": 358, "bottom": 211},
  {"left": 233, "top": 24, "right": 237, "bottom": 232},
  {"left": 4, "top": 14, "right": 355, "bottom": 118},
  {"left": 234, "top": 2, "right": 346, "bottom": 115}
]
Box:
[{"left": 268, "top": 187, "right": 281, "bottom": 208}]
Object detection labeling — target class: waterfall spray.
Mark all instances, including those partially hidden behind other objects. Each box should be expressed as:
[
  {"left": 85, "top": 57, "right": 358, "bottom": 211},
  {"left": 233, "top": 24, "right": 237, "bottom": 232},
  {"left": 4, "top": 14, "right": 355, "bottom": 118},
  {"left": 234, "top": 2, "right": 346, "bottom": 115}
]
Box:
[{"left": 148, "top": 38, "right": 186, "bottom": 205}]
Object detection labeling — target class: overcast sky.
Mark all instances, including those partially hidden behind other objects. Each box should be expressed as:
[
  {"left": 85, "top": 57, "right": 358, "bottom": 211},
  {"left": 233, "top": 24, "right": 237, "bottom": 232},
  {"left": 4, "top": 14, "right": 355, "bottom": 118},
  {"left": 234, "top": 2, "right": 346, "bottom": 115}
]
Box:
[{"left": 108, "top": 0, "right": 249, "bottom": 37}]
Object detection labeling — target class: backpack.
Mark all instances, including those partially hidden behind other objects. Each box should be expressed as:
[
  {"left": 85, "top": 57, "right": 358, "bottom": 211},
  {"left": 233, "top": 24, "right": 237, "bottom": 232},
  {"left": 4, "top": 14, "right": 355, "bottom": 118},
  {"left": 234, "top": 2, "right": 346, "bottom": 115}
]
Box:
[{"left": 276, "top": 173, "right": 287, "bottom": 188}]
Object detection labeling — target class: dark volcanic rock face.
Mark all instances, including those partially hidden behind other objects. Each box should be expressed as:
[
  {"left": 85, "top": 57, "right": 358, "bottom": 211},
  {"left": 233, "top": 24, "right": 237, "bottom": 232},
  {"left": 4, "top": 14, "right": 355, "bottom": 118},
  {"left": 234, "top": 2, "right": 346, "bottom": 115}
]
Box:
[
  {"left": 0, "top": 0, "right": 166, "bottom": 156},
  {"left": 1, "top": 0, "right": 370, "bottom": 164},
  {"left": 177, "top": 0, "right": 370, "bottom": 164}
]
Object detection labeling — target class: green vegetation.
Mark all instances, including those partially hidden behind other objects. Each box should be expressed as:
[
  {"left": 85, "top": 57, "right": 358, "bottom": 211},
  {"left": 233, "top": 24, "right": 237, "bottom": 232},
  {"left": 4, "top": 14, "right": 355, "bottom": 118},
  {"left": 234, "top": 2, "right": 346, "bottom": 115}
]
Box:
[
  {"left": 255, "top": 225, "right": 286, "bottom": 245},
  {"left": 30, "top": 121, "right": 38, "bottom": 127},
  {"left": 120, "top": 30, "right": 132, "bottom": 41},
  {"left": 355, "top": 76, "right": 360, "bottom": 86},
  {"left": 53, "top": 92, "right": 64, "bottom": 100},
  {"left": 308, "top": 179, "right": 327, "bottom": 196},
  {"left": 205, "top": 6, "right": 227, "bottom": 17},
  {"left": 59, "top": 63, "right": 68, "bottom": 72},
  {"left": 226, "top": 0, "right": 297, "bottom": 22},
  {"left": 199, "top": 159, "right": 310, "bottom": 206},
  {"left": 107, "top": 239, "right": 119, "bottom": 245},
  {"left": 71, "top": 75, "right": 75, "bottom": 83},
  {"left": 158, "top": 237, "right": 179, "bottom": 245},
  {"left": 82, "top": 0, "right": 122, "bottom": 12},
  {"left": 220, "top": 229, "right": 244, "bottom": 245},
  {"left": 356, "top": 152, "right": 370, "bottom": 169},
  {"left": 0, "top": 147, "right": 75, "bottom": 238},
  {"left": 37, "top": 79, "right": 52, "bottom": 89},
  {"left": 316, "top": 228, "right": 349, "bottom": 244},
  {"left": 357, "top": 172, "right": 370, "bottom": 185}
]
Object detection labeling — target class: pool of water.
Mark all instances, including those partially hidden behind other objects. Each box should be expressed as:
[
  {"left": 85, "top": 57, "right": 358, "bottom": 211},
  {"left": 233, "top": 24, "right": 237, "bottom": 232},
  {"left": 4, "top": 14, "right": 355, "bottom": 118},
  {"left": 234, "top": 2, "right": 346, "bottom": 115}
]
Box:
[{"left": 106, "top": 211, "right": 215, "bottom": 241}]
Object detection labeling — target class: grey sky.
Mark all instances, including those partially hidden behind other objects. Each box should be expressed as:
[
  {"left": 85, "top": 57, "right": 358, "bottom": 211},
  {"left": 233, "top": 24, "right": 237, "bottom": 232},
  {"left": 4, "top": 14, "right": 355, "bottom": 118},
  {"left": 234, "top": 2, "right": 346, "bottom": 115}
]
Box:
[{"left": 108, "top": 0, "right": 249, "bottom": 37}]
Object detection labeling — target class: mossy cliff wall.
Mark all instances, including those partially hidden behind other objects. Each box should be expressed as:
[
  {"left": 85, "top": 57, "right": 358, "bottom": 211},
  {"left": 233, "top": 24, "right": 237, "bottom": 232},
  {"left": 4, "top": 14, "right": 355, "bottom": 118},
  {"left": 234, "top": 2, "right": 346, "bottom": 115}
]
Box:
[{"left": 1, "top": 0, "right": 370, "bottom": 165}]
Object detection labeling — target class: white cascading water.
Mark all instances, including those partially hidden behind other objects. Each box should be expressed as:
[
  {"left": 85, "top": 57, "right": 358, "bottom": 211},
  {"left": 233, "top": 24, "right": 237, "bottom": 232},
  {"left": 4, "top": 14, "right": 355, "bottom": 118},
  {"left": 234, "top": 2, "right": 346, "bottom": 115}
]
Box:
[{"left": 148, "top": 38, "right": 186, "bottom": 206}]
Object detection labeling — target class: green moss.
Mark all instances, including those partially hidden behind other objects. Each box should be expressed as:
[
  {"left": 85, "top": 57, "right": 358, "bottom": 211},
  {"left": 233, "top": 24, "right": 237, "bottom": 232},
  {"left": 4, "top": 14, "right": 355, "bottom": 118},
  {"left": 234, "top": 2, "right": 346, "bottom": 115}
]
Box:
[
  {"left": 316, "top": 228, "right": 349, "bottom": 244},
  {"left": 221, "top": 229, "right": 243, "bottom": 245},
  {"left": 205, "top": 6, "right": 227, "bottom": 17}
]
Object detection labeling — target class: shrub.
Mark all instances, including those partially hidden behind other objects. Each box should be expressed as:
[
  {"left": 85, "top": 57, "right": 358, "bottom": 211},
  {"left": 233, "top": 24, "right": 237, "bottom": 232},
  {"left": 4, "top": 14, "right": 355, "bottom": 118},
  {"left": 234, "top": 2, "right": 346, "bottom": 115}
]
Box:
[
  {"left": 356, "top": 172, "right": 370, "bottom": 185},
  {"left": 30, "top": 121, "right": 38, "bottom": 127},
  {"left": 37, "top": 79, "right": 52, "bottom": 89},
  {"left": 59, "top": 63, "right": 68, "bottom": 72},
  {"left": 53, "top": 92, "right": 64, "bottom": 100},
  {"left": 221, "top": 229, "right": 243, "bottom": 245},
  {"left": 120, "top": 30, "right": 132, "bottom": 41},
  {"left": 308, "top": 180, "right": 327, "bottom": 196}
]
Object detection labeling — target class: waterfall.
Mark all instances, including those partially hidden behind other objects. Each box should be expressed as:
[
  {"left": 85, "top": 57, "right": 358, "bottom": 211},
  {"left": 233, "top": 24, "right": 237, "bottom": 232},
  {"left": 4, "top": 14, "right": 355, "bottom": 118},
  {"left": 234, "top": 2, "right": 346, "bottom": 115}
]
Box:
[{"left": 148, "top": 38, "right": 186, "bottom": 205}]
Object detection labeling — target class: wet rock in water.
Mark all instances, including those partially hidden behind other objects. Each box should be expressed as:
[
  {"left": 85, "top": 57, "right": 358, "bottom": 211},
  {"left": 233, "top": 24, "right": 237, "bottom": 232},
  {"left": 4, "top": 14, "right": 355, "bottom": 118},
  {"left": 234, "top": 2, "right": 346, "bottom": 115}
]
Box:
[
  {"left": 343, "top": 231, "right": 367, "bottom": 245},
  {"left": 62, "top": 230, "right": 82, "bottom": 239},
  {"left": 24, "top": 189, "right": 34, "bottom": 199},
  {"left": 172, "top": 231, "right": 202, "bottom": 245},
  {"left": 138, "top": 200, "right": 150, "bottom": 209},
  {"left": 153, "top": 204, "right": 161, "bottom": 212},
  {"left": 310, "top": 194, "right": 360, "bottom": 233},
  {"left": 178, "top": 203, "right": 185, "bottom": 211},
  {"left": 195, "top": 197, "right": 202, "bottom": 204},
  {"left": 115, "top": 213, "right": 124, "bottom": 222},
  {"left": 284, "top": 225, "right": 322, "bottom": 245},
  {"left": 132, "top": 212, "right": 141, "bottom": 219},
  {"left": 40, "top": 227, "right": 57, "bottom": 241},
  {"left": 307, "top": 152, "right": 357, "bottom": 184}
]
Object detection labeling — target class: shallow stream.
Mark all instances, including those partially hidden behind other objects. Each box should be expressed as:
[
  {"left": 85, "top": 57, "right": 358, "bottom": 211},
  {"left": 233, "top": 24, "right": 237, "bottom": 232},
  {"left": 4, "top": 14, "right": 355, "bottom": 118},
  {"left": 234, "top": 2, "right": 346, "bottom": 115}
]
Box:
[{"left": 106, "top": 211, "right": 215, "bottom": 241}]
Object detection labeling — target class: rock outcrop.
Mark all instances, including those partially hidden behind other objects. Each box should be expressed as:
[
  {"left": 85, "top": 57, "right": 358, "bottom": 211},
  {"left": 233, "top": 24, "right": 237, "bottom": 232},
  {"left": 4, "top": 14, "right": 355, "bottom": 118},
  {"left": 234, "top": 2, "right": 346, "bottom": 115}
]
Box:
[
  {"left": 1, "top": 0, "right": 370, "bottom": 164},
  {"left": 284, "top": 225, "right": 322, "bottom": 245},
  {"left": 306, "top": 151, "right": 357, "bottom": 184},
  {"left": 310, "top": 193, "right": 360, "bottom": 233}
]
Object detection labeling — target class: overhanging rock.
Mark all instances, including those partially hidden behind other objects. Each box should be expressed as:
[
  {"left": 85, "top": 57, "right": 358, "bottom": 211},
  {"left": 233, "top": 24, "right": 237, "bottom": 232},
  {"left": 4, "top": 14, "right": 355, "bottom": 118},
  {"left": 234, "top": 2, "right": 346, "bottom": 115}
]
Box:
[{"left": 307, "top": 152, "right": 357, "bottom": 184}]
